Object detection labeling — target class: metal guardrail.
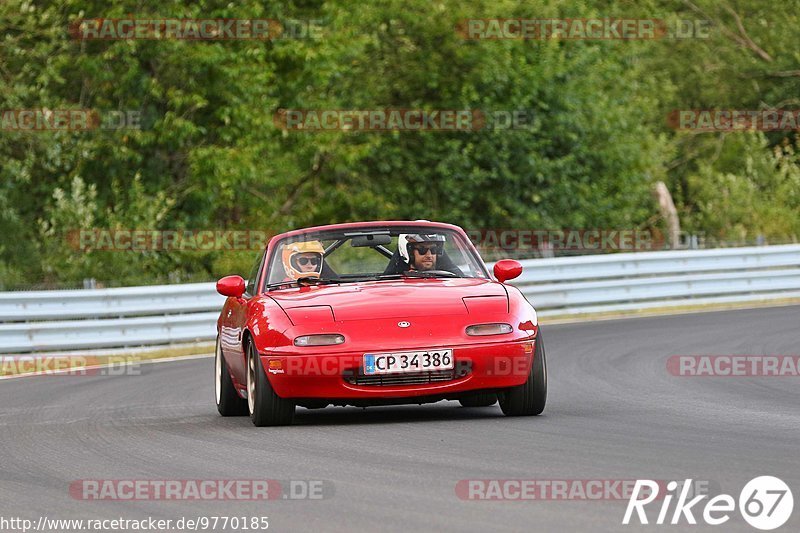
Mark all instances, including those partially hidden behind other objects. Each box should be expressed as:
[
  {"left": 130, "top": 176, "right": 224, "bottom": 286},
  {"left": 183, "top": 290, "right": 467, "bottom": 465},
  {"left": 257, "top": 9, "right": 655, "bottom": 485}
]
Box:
[
  {"left": 1, "top": 244, "right": 798, "bottom": 353},
  {"left": 0, "top": 283, "right": 220, "bottom": 321}
]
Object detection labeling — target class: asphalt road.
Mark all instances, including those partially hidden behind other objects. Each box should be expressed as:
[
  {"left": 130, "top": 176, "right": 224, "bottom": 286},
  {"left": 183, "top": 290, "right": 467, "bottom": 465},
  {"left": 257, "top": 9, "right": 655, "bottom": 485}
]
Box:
[{"left": 1, "top": 305, "right": 798, "bottom": 532}]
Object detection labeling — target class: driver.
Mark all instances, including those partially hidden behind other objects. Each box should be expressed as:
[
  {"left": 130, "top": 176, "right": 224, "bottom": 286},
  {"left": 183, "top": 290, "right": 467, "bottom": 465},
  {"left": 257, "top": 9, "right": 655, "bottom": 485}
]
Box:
[
  {"left": 399, "top": 233, "right": 446, "bottom": 272},
  {"left": 281, "top": 240, "right": 324, "bottom": 280}
]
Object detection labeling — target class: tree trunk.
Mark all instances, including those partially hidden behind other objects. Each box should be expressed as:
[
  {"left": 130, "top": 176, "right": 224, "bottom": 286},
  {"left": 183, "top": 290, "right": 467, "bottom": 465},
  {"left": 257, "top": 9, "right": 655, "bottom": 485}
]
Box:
[{"left": 653, "top": 181, "right": 680, "bottom": 249}]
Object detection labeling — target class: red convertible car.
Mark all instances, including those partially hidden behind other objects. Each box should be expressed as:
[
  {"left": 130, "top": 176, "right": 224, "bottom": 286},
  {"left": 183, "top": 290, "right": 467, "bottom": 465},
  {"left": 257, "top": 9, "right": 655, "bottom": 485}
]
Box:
[{"left": 214, "top": 221, "right": 546, "bottom": 426}]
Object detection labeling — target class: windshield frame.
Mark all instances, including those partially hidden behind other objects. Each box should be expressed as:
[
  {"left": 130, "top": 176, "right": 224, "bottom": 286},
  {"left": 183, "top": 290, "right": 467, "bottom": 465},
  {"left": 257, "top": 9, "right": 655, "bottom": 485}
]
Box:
[{"left": 257, "top": 222, "right": 490, "bottom": 294}]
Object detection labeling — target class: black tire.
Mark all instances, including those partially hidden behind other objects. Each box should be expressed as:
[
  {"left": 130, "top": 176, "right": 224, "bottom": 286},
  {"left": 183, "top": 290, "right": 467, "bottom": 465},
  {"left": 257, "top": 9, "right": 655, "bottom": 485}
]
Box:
[
  {"left": 499, "top": 330, "right": 547, "bottom": 416},
  {"left": 247, "top": 340, "right": 295, "bottom": 427},
  {"left": 458, "top": 392, "right": 498, "bottom": 407},
  {"left": 215, "top": 336, "right": 248, "bottom": 416}
]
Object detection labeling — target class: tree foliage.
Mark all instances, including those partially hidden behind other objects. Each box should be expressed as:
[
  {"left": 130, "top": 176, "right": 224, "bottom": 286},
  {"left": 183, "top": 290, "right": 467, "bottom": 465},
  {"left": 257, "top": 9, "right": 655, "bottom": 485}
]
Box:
[{"left": 1, "top": 0, "right": 798, "bottom": 287}]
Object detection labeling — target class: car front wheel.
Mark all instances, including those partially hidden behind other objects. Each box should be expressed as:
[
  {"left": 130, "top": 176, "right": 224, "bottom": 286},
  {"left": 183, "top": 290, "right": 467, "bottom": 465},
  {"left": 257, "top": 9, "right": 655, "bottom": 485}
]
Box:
[
  {"left": 499, "top": 330, "right": 547, "bottom": 416},
  {"left": 247, "top": 340, "right": 295, "bottom": 426}
]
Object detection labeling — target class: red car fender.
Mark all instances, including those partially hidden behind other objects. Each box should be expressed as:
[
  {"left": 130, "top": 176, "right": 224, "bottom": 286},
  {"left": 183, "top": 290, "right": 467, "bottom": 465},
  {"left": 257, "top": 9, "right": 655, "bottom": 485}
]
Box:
[
  {"left": 506, "top": 285, "right": 539, "bottom": 339},
  {"left": 246, "top": 296, "right": 293, "bottom": 352}
]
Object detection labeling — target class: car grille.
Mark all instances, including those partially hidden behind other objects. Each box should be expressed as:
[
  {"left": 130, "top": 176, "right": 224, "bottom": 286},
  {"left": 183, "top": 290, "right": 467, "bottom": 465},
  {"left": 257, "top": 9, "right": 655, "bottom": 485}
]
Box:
[{"left": 343, "top": 362, "right": 471, "bottom": 386}]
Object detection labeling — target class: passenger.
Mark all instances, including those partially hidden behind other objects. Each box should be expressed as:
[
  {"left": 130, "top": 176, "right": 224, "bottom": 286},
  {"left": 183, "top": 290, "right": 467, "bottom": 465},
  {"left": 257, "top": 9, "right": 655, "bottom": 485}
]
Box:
[{"left": 282, "top": 241, "right": 324, "bottom": 281}]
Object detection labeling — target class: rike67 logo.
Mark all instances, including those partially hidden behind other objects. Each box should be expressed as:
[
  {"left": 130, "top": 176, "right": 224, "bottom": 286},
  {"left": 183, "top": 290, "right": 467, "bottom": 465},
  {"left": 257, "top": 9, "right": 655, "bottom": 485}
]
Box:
[{"left": 623, "top": 476, "right": 793, "bottom": 530}]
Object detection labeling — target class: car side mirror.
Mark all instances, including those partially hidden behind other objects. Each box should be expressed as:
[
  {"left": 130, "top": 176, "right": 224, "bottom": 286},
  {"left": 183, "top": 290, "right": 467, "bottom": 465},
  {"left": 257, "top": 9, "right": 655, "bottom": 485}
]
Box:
[
  {"left": 493, "top": 259, "right": 522, "bottom": 283},
  {"left": 216, "top": 275, "right": 246, "bottom": 297}
]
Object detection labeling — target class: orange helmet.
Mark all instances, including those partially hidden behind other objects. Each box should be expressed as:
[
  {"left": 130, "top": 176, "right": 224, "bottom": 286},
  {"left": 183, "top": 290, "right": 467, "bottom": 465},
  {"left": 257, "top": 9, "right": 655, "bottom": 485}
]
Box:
[{"left": 281, "top": 240, "right": 324, "bottom": 280}]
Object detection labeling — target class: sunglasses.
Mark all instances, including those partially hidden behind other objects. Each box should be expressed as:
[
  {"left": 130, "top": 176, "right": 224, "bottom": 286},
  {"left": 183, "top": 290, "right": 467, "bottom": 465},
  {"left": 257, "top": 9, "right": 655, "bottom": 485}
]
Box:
[
  {"left": 412, "top": 245, "right": 441, "bottom": 256},
  {"left": 296, "top": 256, "right": 320, "bottom": 266}
]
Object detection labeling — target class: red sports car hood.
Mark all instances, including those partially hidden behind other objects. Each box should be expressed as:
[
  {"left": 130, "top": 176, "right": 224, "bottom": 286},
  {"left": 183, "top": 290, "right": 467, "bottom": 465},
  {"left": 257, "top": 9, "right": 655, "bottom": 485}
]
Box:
[{"left": 268, "top": 278, "right": 507, "bottom": 321}]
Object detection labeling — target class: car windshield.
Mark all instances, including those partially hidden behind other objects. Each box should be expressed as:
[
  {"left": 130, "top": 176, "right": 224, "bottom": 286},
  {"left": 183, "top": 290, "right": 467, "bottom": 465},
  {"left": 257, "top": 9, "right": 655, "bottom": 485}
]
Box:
[{"left": 265, "top": 226, "right": 488, "bottom": 287}]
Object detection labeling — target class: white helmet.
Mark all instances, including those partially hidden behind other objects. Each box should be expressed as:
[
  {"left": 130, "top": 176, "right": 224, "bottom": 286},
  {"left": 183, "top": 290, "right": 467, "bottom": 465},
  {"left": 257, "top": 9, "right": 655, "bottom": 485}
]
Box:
[{"left": 398, "top": 233, "right": 446, "bottom": 264}]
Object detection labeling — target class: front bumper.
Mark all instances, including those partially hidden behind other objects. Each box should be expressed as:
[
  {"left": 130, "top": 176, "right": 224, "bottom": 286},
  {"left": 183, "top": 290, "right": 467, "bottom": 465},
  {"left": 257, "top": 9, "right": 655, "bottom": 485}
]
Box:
[{"left": 260, "top": 339, "right": 535, "bottom": 399}]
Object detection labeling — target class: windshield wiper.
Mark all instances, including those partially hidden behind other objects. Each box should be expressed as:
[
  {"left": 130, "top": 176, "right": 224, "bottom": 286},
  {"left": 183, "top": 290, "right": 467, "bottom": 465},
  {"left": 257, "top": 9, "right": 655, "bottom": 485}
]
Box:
[
  {"left": 265, "top": 278, "right": 341, "bottom": 290},
  {"left": 316, "top": 274, "right": 400, "bottom": 283},
  {"left": 402, "top": 270, "right": 459, "bottom": 278},
  {"left": 371, "top": 274, "right": 405, "bottom": 280},
  {"left": 355, "top": 272, "right": 459, "bottom": 281}
]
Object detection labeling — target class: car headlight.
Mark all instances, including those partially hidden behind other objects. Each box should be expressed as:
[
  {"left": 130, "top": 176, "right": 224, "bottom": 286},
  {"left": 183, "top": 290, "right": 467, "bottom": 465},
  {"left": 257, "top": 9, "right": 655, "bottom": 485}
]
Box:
[
  {"left": 294, "top": 334, "right": 345, "bottom": 346},
  {"left": 465, "top": 323, "right": 513, "bottom": 336}
]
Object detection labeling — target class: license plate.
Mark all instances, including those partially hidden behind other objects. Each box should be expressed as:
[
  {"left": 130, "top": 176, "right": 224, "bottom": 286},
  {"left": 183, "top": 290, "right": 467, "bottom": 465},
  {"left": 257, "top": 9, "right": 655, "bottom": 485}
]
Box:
[{"left": 363, "top": 349, "right": 453, "bottom": 375}]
